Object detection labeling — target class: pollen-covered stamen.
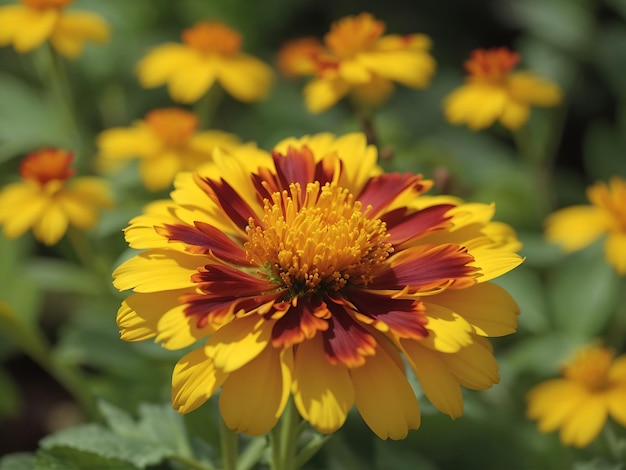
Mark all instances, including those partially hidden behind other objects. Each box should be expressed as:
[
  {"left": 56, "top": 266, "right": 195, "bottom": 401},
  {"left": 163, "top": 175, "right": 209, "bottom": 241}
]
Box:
[
  {"left": 245, "top": 181, "right": 392, "bottom": 297},
  {"left": 145, "top": 108, "right": 198, "bottom": 146},
  {"left": 181, "top": 22, "right": 242, "bottom": 56},
  {"left": 20, "top": 148, "right": 76, "bottom": 187},
  {"left": 562, "top": 346, "right": 613, "bottom": 391}
]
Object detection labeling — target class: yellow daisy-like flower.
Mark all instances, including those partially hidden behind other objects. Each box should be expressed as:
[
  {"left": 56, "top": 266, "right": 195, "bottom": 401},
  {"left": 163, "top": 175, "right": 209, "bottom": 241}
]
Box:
[
  {"left": 527, "top": 344, "right": 626, "bottom": 448},
  {"left": 0, "top": 148, "right": 112, "bottom": 245},
  {"left": 0, "top": 0, "right": 110, "bottom": 58},
  {"left": 136, "top": 21, "right": 274, "bottom": 104},
  {"left": 545, "top": 176, "right": 626, "bottom": 275},
  {"left": 113, "top": 132, "right": 523, "bottom": 439},
  {"left": 443, "top": 47, "right": 562, "bottom": 130},
  {"left": 277, "top": 13, "right": 435, "bottom": 114},
  {"left": 276, "top": 36, "right": 325, "bottom": 78},
  {"left": 97, "top": 107, "right": 240, "bottom": 191}
]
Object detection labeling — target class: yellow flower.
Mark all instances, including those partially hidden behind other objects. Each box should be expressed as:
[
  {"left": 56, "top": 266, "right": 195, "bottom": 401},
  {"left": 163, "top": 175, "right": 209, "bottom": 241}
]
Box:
[
  {"left": 0, "top": 148, "right": 112, "bottom": 245},
  {"left": 113, "top": 133, "right": 523, "bottom": 439},
  {"left": 527, "top": 344, "right": 626, "bottom": 447},
  {"left": 276, "top": 37, "right": 325, "bottom": 78},
  {"left": 97, "top": 107, "right": 240, "bottom": 191},
  {"left": 136, "top": 21, "right": 274, "bottom": 104},
  {"left": 545, "top": 176, "right": 626, "bottom": 275},
  {"left": 279, "top": 13, "right": 435, "bottom": 113},
  {"left": 0, "top": 0, "right": 110, "bottom": 58},
  {"left": 443, "top": 47, "right": 562, "bottom": 130}
]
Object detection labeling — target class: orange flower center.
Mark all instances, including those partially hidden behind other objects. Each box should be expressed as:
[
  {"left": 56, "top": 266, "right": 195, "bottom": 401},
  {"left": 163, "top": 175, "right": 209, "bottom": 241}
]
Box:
[
  {"left": 20, "top": 0, "right": 71, "bottom": 9},
  {"left": 145, "top": 108, "right": 198, "bottom": 146},
  {"left": 181, "top": 22, "right": 242, "bottom": 56},
  {"left": 20, "top": 148, "right": 75, "bottom": 186},
  {"left": 245, "top": 181, "right": 392, "bottom": 298},
  {"left": 324, "top": 12, "right": 385, "bottom": 59},
  {"left": 464, "top": 47, "right": 520, "bottom": 82},
  {"left": 562, "top": 346, "right": 613, "bottom": 391}
]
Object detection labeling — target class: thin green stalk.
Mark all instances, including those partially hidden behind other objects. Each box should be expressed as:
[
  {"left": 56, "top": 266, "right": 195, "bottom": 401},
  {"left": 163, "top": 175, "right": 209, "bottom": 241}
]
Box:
[
  {"left": 194, "top": 85, "right": 225, "bottom": 129},
  {"left": 271, "top": 399, "right": 301, "bottom": 470},
  {"left": 294, "top": 433, "right": 331, "bottom": 469},
  {"left": 168, "top": 454, "right": 217, "bottom": 470},
  {"left": 236, "top": 437, "right": 267, "bottom": 470},
  {"left": 220, "top": 415, "right": 239, "bottom": 470}
]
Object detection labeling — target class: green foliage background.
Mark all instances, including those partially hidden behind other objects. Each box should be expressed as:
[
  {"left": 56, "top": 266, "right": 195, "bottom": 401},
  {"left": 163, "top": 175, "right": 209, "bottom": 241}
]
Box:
[{"left": 0, "top": 0, "right": 625, "bottom": 469}]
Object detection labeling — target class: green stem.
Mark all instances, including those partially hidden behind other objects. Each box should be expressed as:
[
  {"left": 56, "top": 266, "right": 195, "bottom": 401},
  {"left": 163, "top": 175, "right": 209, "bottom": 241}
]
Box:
[
  {"left": 194, "top": 85, "right": 225, "bottom": 129},
  {"left": 294, "top": 433, "right": 331, "bottom": 469},
  {"left": 236, "top": 437, "right": 267, "bottom": 470},
  {"left": 220, "top": 415, "right": 239, "bottom": 470},
  {"left": 168, "top": 454, "right": 216, "bottom": 470},
  {"left": 271, "top": 399, "right": 301, "bottom": 470}
]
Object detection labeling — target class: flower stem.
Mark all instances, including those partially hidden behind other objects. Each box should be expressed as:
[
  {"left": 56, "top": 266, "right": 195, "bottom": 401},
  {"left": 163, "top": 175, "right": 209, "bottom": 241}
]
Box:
[
  {"left": 219, "top": 415, "right": 239, "bottom": 470},
  {"left": 168, "top": 454, "right": 217, "bottom": 470},
  {"left": 271, "top": 398, "right": 301, "bottom": 470}
]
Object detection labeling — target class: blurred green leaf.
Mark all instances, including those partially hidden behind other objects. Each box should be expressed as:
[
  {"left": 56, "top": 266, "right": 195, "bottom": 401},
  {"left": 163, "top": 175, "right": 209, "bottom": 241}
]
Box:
[
  {"left": 0, "top": 453, "right": 35, "bottom": 470},
  {"left": 34, "top": 447, "right": 139, "bottom": 470},
  {"left": 547, "top": 239, "right": 620, "bottom": 337},
  {"left": 24, "top": 258, "right": 101, "bottom": 296},
  {"left": 0, "top": 366, "right": 19, "bottom": 419}
]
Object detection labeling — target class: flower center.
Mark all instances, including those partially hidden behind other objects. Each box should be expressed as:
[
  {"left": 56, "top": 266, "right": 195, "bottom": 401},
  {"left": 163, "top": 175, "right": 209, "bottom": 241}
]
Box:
[
  {"left": 181, "top": 22, "right": 242, "bottom": 56},
  {"left": 20, "top": 0, "right": 71, "bottom": 8},
  {"left": 324, "top": 13, "right": 385, "bottom": 59},
  {"left": 245, "top": 181, "right": 392, "bottom": 298},
  {"left": 144, "top": 108, "right": 198, "bottom": 146},
  {"left": 587, "top": 178, "right": 626, "bottom": 232},
  {"left": 20, "top": 148, "right": 75, "bottom": 187},
  {"left": 562, "top": 346, "right": 613, "bottom": 391},
  {"left": 464, "top": 47, "right": 520, "bottom": 83}
]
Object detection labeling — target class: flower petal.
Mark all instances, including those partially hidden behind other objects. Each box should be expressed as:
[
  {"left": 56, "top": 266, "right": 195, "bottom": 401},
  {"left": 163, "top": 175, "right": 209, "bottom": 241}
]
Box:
[
  {"left": 545, "top": 205, "right": 611, "bottom": 252},
  {"left": 13, "top": 7, "right": 58, "bottom": 52},
  {"left": 444, "top": 83, "right": 507, "bottom": 130},
  {"left": 441, "top": 336, "right": 500, "bottom": 390},
  {"left": 304, "top": 77, "right": 350, "bottom": 114},
  {"left": 560, "top": 394, "right": 607, "bottom": 447},
  {"left": 604, "top": 231, "right": 626, "bottom": 275},
  {"left": 216, "top": 54, "right": 274, "bottom": 102},
  {"left": 526, "top": 379, "right": 587, "bottom": 433},
  {"left": 34, "top": 202, "right": 69, "bottom": 245},
  {"left": 51, "top": 11, "right": 110, "bottom": 58}
]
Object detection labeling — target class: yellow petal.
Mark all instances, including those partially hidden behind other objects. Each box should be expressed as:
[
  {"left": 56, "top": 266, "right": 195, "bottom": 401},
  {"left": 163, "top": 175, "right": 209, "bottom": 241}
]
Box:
[
  {"left": 136, "top": 44, "right": 196, "bottom": 88},
  {"left": 97, "top": 125, "right": 160, "bottom": 160},
  {"left": 560, "top": 394, "right": 607, "bottom": 447},
  {"left": 216, "top": 54, "right": 274, "bottom": 102},
  {"left": 401, "top": 340, "right": 464, "bottom": 418},
  {"left": 526, "top": 379, "right": 586, "bottom": 433},
  {"left": 441, "top": 337, "right": 500, "bottom": 390},
  {"left": 139, "top": 152, "right": 181, "bottom": 191},
  {"left": 469, "top": 244, "right": 524, "bottom": 283},
  {"left": 338, "top": 59, "right": 372, "bottom": 83},
  {"left": 13, "top": 7, "right": 58, "bottom": 53},
  {"left": 51, "top": 11, "right": 110, "bottom": 58},
  {"left": 351, "top": 345, "right": 420, "bottom": 439},
  {"left": 430, "top": 282, "right": 519, "bottom": 336},
  {"left": 443, "top": 83, "right": 507, "bottom": 130},
  {"left": 604, "top": 231, "right": 626, "bottom": 275},
  {"left": 205, "top": 315, "right": 271, "bottom": 373},
  {"left": 123, "top": 200, "right": 179, "bottom": 250},
  {"left": 607, "top": 385, "right": 626, "bottom": 427},
  {"left": 545, "top": 205, "right": 611, "bottom": 251},
  {"left": 351, "top": 75, "right": 394, "bottom": 107},
  {"left": 609, "top": 355, "right": 626, "bottom": 381},
  {"left": 499, "top": 99, "right": 530, "bottom": 130},
  {"left": 0, "top": 6, "right": 28, "bottom": 46},
  {"left": 0, "top": 183, "right": 46, "bottom": 237},
  {"left": 292, "top": 335, "right": 355, "bottom": 434},
  {"left": 188, "top": 131, "right": 240, "bottom": 155},
  {"left": 33, "top": 202, "right": 68, "bottom": 245},
  {"left": 508, "top": 71, "right": 562, "bottom": 107},
  {"left": 112, "top": 249, "right": 202, "bottom": 292},
  {"left": 167, "top": 55, "right": 217, "bottom": 103},
  {"left": 421, "top": 303, "right": 473, "bottom": 353},
  {"left": 304, "top": 77, "right": 351, "bottom": 114},
  {"left": 219, "top": 346, "right": 291, "bottom": 435},
  {"left": 172, "top": 347, "right": 227, "bottom": 414},
  {"left": 358, "top": 49, "right": 435, "bottom": 88}
]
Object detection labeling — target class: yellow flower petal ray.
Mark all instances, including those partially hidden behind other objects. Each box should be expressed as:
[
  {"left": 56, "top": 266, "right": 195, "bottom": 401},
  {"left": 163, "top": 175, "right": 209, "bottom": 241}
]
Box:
[
  {"left": 187, "top": 131, "right": 240, "bottom": 156},
  {"left": 205, "top": 314, "right": 272, "bottom": 373},
  {"left": 526, "top": 379, "right": 587, "bottom": 432},
  {"left": 351, "top": 76, "right": 395, "bottom": 107},
  {"left": 50, "top": 11, "right": 110, "bottom": 58},
  {"left": 123, "top": 200, "right": 180, "bottom": 250},
  {"left": 545, "top": 205, "right": 611, "bottom": 251},
  {"left": 139, "top": 152, "right": 181, "bottom": 191},
  {"left": 167, "top": 55, "right": 217, "bottom": 103},
  {"left": 607, "top": 385, "right": 626, "bottom": 427},
  {"left": 508, "top": 71, "right": 562, "bottom": 106},
  {"left": 219, "top": 346, "right": 292, "bottom": 435},
  {"left": 444, "top": 83, "right": 508, "bottom": 130},
  {"left": 14, "top": 7, "right": 58, "bottom": 53},
  {"left": 499, "top": 99, "right": 530, "bottom": 131},
  {"left": 56, "top": 193, "right": 99, "bottom": 229},
  {"left": 351, "top": 344, "right": 421, "bottom": 439},
  {"left": 172, "top": 347, "right": 227, "bottom": 414},
  {"left": 401, "top": 339, "right": 464, "bottom": 418},
  {"left": 69, "top": 177, "right": 113, "bottom": 207},
  {"left": 374, "top": 34, "right": 432, "bottom": 51},
  {"left": 215, "top": 54, "right": 274, "bottom": 102},
  {"left": 0, "top": 184, "right": 49, "bottom": 239},
  {"left": 292, "top": 334, "right": 355, "bottom": 434},
  {"left": 604, "top": 231, "right": 626, "bottom": 275},
  {"left": 97, "top": 125, "right": 161, "bottom": 160},
  {"left": 304, "top": 76, "right": 351, "bottom": 114},
  {"left": 337, "top": 59, "right": 372, "bottom": 83},
  {"left": 357, "top": 49, "right": 435, "bottom": 88},
  {"left": 421, "top": 303, "right": 473, "bottom": 353},
  {"left": 34, "top": 202, "right": 68, "bottom": 245},
  {"left": 57, "top": 178, "right": 112, "bottom": 228},
  {"left": 467, "top": 244, "right": 524, "bottom": 283},
  {"left": 609, "top": 355, "right": 626, "bottom": 381},
  {"left": 0, "top": 6, "right": 28, "bottom": 46},
  {"left": 112, "top": 249, "right": 202, "bottom": 292},
  {"left": 560, "top": 393, "right": 607, "bottom": 448},
  {"left": 136, "top": 44, "right": 197, "bottom": 88},
  {"left": 428, "top": 282, "right": 519, "bottom": 337},
  {"left": 440, "top": 336, "right": 500, "bottom": 390}
]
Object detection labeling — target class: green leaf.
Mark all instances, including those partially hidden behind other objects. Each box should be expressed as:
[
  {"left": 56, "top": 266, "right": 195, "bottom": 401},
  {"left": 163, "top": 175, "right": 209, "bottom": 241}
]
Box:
[
  {"left": 0, "top": 366, "right": 20, "bottom": 419},
  {"left": 0, "top": 453, "right": 36, "bottom": 470},
  {"left": 547, "top": 239, "right": 620, "bottom": 336},
  {"left": 39, "top": 423, "right": 174, "bottom": 469},
  {"left": 34, "top": 447, "right": 139, "bottom": 470},
  {"left": 24, "top": 258, "right": 101, "bottom": 295}
]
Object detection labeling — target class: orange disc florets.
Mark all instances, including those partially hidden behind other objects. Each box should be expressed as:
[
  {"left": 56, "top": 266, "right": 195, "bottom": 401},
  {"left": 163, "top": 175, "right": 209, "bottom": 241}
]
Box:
[
  {"left": 145, "top": 108, "right": 198, "bottom": 146},
  {"left": 324, "top": 12, "right": 385, "bottom": 59},
  {"left": 464, "top": 47, "right": 520, "bottom": 82},
  {"left": 20, "top": 0, "right": 72, "bottom": 9},
  {"left": 181, "top": 21, "right": 242, "bottom": 56},
  {"left": 20, "top": 148, "right": 76, "bottom": 186}
]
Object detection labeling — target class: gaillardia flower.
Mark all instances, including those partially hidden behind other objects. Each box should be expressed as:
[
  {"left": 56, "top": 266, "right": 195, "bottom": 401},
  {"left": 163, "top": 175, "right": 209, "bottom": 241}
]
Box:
[
  {"left": 545, "top": 176, "right": 626, "bottom": 275},
  {"left": 0, "top": 148, "right": 112, "bottom": 245},
  {"left": 113, "top": 133, "right": 523, "bottom": 439},
  {"left": 136, "top": 21, "right": 274, "bottom": 104},
  {"left": 0, "top": 0, "right": 110, "bottom": 58},
  {"left": 527, "top": 344, "right": 626, "bottom": 447},
  {"left": 279, "top": 13, "right": 435, "bottom": 113},
  {"left": 443, "top": 47, "right": 562, "bottom": 130},
  {"left": 97, "top": 107, "right": 240, "bottom": 191}
]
